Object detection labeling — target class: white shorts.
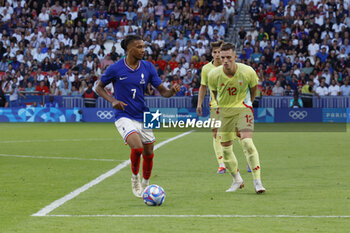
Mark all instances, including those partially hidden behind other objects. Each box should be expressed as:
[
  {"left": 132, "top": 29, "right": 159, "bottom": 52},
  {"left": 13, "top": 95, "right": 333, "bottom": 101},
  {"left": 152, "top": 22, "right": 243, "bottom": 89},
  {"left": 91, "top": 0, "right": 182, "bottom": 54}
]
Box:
[{"left": 115, "top": 117, "right": 156, "bottom": 145}]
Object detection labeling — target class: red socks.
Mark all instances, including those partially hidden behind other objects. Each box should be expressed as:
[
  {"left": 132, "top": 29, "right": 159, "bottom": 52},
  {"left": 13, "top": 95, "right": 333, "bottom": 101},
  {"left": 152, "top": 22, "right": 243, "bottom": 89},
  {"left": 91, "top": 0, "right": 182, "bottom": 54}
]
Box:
[
  {"left": 130, "top": 148, "right": 143, "bottom": 175},
  {"left": 142, "top": 153, "right": 154, "bottom": 180},
  {"left": 130, "top": 149, "right": 154, "bottom": 180}
]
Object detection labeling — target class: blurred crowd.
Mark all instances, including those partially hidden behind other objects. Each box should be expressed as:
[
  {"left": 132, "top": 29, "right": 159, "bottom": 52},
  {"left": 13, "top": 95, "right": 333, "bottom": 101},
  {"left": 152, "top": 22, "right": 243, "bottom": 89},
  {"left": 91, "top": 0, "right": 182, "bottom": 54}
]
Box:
[
  {"left": 0, "top": 0, "right": 235, "bottom": 107},
  {"left": 238, "top": 0, "right": 350, "bottom": 97}
]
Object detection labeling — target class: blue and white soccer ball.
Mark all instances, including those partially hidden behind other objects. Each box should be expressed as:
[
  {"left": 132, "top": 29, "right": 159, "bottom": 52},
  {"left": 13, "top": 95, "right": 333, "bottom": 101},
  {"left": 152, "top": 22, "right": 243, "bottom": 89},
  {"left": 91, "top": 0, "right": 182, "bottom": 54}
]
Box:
[{"left": 142, "top": 184, "right": 166, "bottom": 206}]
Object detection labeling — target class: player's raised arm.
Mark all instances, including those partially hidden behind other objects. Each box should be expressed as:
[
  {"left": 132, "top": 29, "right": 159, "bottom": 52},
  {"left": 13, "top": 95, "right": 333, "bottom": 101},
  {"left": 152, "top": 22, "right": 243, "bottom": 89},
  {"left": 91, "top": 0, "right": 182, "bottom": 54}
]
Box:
[
  {"left": 156, "top": 83, "right": 181, "bottom": 98},
  {"left": 95, "top": 80, "right": 127, "bottom": 111}
]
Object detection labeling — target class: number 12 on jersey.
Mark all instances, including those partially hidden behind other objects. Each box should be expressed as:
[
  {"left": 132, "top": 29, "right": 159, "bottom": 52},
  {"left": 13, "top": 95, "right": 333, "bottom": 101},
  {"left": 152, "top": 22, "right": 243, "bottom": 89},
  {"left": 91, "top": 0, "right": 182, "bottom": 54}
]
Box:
[{"left": 227, "top": 87, "right": 237, "bottom": 96}]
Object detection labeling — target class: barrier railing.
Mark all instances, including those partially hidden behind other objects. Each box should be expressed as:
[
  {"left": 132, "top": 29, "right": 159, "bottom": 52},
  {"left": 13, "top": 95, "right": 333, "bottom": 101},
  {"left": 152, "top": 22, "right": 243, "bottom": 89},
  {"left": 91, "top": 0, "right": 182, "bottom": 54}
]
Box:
[
  {"left": 259, "top": 96, "right": 350, "bottom": 108},
  {"left": 10, "top": 96, "right": 350, "bottom": 108}
]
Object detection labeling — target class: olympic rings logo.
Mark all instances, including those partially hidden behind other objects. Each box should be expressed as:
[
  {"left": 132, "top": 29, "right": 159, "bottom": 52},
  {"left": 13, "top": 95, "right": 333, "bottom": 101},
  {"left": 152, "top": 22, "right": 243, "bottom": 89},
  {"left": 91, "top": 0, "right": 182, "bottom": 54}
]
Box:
[
  {"left": 289, "top": 110, "right": 308, "bottom": 120},
  {"left": 96, "top": 111, "right": 114, "bottom": 119}
]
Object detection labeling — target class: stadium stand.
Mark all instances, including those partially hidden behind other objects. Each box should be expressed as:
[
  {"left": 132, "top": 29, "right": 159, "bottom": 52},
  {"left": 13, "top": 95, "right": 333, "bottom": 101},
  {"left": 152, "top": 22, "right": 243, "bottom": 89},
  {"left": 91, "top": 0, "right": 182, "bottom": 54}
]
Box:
[
  {"left": 236, "top": 0, "right": 350, "bottom": 104},
  {"left": 0, "top": 0, "right": 349, "bottom": 108}
]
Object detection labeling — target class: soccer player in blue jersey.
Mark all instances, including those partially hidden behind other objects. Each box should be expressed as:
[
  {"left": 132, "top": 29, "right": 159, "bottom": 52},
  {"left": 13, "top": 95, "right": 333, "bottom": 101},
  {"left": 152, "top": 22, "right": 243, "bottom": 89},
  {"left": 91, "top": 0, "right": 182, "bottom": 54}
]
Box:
[{"left": 95, "top": 35, "right": 181, "bottom": 198}]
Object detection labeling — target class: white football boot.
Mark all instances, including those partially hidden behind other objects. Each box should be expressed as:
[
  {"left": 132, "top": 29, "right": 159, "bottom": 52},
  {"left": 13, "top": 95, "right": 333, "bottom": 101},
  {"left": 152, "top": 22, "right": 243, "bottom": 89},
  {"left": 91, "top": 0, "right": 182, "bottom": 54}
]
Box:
[
  {"left": 254, "top": 179, "right": 266, "bottom": 194},
  {"left": 131, "top": 174, "right": 142, "bottom": 198},
  {"left": 141, "top": 179, "right": 149, "bottom": 195},
  {"left": 226, "top": 174, "right": 245, "bottom": 192}
]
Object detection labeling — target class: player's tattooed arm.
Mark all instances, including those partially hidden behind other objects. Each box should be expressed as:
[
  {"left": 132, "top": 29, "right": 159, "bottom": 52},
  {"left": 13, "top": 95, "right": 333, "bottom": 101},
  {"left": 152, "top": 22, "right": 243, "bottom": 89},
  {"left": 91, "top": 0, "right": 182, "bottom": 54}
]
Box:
[
  {"left": 95, "top": 80, "right": 127, "bottom": 110},
  {"left": 156, "top": 83, "right": 181, "bottom": 98}
]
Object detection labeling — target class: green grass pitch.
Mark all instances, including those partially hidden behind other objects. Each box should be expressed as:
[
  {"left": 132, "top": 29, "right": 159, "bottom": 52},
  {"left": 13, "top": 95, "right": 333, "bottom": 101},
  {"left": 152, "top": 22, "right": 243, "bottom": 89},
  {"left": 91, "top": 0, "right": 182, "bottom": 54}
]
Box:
[{"left": 0, "top": 123, "right": 349, "bottom": 233}]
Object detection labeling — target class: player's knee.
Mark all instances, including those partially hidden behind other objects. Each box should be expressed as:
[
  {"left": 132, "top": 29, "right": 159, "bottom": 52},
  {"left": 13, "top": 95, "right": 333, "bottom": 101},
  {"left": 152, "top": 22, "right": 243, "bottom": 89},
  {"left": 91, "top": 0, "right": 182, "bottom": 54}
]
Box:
[
  {"left": 129, "top": 143, "right": 144, "bottom": 150},
  {"left": 143, "top": 144, "right": 154, "bottom": 155},
  {"left": 241, "top": 138, "right": 256, "bottom": 154},
  {"left": 143, "top": 149, "right": 153, "bottom": 156},
  {"left": 240, "top": 131, "right": 253, "bottom": 140}
]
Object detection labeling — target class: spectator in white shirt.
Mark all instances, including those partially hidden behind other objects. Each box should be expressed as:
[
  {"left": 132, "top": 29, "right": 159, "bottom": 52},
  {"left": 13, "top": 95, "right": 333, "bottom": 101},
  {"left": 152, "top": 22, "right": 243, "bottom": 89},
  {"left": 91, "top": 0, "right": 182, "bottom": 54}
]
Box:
[
  {"left": 62, "top": 34, "right": 72, "bottom": 47},
  {"left": 340, "top": 79, "right": 350, "bottom": 96},
  {"left": 138, "top": 0, "right": 149, "bottom": 8},
  {"left": 322, "top": 68, "right": 332, "bottom": 84},
  {"left": 208, "top": 10, "right": 219, "bottom": 22},
  {"left": 87, "top": 15, "right": 98, "bottom": 27},
  {"left": 154, "top": 34, "right": 165, "bottom": 49},
  {"left": 36, "top": 68, "right": 46, "bottom": 81},
  {"left": 272, "top": 81, "right": 284, "bottom": 96},
  {"left": 307, "top": 38, "right": 320, "bottom": 56},
  {"left": 315, "top": 12, "right": 324, "bottom": 26},
  {"left": 224, "top": 1, "right": 235, "bottom": 23},
  {"left": 321, "top": 27, "right": 334, "bottom": 40},
  {"left": 200, "top": 21, "right": 213, "bottom": 39},
  {"left": 96, "top": 14, "right": 108, "bottom": 28},
  {"left": 2, "top": 9, "right": 11, "bottom": 22},
  {"left": 213, "top": 21, "right": 225, "bottom": 37},
  {"left": 197, "top": 34, "right": 209, "bottom": 47},
  {"left": 38, "top": 7, "right": 50, "bottom": 24},
  {"left": 172, "top": 63, "right": 186, "bottom": 77},
  {"left": 332, "top": 20, "right": 346, "bottom": 33},
  {"left": 86, "top": 56, "right": 94, "bottom": 70},
  {"left": 315, "top": 80, "right": 329, "bottom": 96},
  {"left": 33, "top": 47, "right": 48, "bottom": 63},
  {"left": 328, "top": 79, "right": 340, "bottom": 96},
  {"left": 259, "top": 35, "right": 269, "bottom": 50},
  {"left": 196, "top": 42, "right": 206, "bottom": 57},
  {"left": 12, "top": 28, "right": 22, "bottom": 42},
  {"left": 0, "top": 2, "right": 14, "bottom": 15},
  {"left": 38, "top": 32, "right": 51, "bottom": 46}
]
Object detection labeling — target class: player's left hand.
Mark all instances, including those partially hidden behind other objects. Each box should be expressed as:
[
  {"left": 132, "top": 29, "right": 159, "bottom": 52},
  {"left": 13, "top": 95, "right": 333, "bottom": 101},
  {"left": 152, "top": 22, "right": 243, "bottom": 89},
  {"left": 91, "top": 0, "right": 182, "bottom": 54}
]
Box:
[{"left": 171, "top": 84, "right": 181, "bottom": 94}]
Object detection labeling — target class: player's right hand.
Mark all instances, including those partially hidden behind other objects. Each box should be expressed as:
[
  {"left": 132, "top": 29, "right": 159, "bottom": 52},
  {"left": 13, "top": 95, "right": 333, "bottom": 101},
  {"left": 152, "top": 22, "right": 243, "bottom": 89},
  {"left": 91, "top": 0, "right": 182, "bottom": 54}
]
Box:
[
  {"left": 196, "top": 105, "right": 202, "bottom": 116},
  {"left": 112, "top": 100, "right": 127, "bottom": 111}
]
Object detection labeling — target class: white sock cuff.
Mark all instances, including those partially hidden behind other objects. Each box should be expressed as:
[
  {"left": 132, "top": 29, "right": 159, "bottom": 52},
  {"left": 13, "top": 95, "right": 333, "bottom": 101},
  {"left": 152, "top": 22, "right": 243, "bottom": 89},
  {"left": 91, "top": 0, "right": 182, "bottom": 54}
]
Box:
[{"left": 242, "top": 138, "right": 253, "bottom": 143}]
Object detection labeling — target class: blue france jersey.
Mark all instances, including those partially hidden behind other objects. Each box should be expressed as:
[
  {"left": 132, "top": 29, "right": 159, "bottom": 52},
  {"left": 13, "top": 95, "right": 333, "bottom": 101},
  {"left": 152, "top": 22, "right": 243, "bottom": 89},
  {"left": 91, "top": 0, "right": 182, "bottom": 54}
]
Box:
[{"left": 101, "top": 58, "right": 162, "bottom": 121}]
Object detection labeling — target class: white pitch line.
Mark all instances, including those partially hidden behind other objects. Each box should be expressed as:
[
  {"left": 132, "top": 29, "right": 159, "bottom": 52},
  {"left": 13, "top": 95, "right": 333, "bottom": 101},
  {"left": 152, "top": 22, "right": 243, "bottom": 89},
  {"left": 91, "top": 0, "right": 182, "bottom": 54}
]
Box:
[
  {"left": 47, "top": 214, "right": 350, "bottom": 218},
  {"left": 0, "top": 138, "right": 115, "bottom": 144},
  {"left": 0, "top": 154, "right": 121, "bottom": 162},
  {"left": 32, "top": 130, "right": 194, "bottom": 217}
]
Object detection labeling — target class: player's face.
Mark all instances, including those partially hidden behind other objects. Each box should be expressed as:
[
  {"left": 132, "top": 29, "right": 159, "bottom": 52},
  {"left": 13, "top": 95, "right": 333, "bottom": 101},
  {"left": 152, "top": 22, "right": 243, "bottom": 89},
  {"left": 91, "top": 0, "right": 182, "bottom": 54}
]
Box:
[
  {"left": 212, "top": 47, "right": 221, "bottom": 63},
  {"left": 128, "top": 40, "right": 145, "bottom": 60},
  {"left": 220, "top": 49, "right": 237, "bottom": 70}
]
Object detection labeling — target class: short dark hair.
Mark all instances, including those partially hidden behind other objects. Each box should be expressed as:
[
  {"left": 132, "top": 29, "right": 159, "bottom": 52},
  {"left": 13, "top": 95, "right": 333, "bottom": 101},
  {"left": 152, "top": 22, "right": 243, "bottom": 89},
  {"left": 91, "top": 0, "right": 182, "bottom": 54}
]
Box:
[
  {"left": 220, "top": 42, "right": 236, "bottom": 52},
  {"left": 121, "top": 35, "right": 142, "bottom": 51},
  {"left": 210, "top": 40, "right": 224, "bottom": 49}
]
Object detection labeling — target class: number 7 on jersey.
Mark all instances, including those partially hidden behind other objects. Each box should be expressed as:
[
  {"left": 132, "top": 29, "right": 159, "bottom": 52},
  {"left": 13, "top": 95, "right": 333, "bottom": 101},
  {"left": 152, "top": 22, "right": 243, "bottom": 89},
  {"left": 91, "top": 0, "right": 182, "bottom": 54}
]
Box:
[{"left": 131, "top": 89, "right": 136, "bottom": 99}]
